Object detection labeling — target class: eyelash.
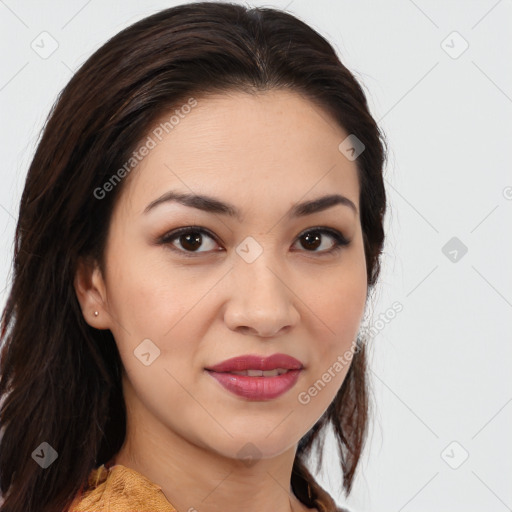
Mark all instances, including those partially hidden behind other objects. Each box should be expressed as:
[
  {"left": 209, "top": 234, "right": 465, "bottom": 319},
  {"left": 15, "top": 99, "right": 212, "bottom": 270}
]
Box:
[{"left": 158, "top": 226, "right": 350, "bottom": 258}]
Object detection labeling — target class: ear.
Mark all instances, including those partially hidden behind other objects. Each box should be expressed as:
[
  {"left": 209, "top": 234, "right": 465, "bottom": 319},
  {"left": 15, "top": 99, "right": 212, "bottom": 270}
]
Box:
[{"left": 74, "top": 257, "right": 111, "bottom": 330}]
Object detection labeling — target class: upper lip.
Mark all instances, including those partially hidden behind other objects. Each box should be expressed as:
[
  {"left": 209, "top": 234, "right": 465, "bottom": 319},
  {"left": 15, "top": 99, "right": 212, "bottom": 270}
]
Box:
[{"left": 205, "top": 353, "right": 304, "bottom": 372}]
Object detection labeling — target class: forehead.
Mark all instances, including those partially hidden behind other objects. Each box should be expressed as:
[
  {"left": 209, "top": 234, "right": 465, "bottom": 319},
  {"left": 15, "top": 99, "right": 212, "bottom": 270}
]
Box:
[{"left": 118, "top": 89, "right": 360, "bottom": 219}]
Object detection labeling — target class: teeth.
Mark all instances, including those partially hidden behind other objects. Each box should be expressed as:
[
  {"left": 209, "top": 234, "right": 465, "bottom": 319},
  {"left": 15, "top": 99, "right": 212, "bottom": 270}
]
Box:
[{"left": 229, "top": 368, "right": 289, "bottom": 377}]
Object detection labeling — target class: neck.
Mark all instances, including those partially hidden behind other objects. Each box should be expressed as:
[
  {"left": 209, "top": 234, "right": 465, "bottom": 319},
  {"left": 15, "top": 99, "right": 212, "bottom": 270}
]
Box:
[
  {"left": 115, "top": 432, "right": 310, "bottom": 512},
  {"left": 114, "top": 382, "right": 314, "bottom": 512}
]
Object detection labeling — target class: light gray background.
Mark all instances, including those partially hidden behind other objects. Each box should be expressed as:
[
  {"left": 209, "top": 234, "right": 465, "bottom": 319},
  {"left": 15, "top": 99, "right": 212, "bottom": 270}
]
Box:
[{"left": 1, "top": 1, "right": 511, "bottom": 511}]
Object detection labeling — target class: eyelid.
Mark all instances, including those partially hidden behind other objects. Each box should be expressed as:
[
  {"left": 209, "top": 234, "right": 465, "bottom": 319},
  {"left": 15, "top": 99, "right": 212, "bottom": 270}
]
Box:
[{"left": 158, "top": 225, "right": 350, "bottom": 257}]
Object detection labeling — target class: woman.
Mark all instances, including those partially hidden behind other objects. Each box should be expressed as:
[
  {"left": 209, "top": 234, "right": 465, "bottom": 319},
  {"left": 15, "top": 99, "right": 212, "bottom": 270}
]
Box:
[{"left": 0, "top": 2, "right": 387, "bottom": 511}]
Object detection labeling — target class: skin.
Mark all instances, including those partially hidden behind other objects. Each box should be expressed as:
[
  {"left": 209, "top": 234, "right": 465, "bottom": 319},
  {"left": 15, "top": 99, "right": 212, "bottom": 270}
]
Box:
[{"left": 75, "top": 89, "right": 367, "bottom": 512}]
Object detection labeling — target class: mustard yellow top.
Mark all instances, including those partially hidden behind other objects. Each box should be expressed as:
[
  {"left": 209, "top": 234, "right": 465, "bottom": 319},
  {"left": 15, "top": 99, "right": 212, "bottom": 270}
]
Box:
[
  {"left": 67, "top": 460, "right": 339, "bottom": 512},
  {"left": 68, "top": 461, "right": 177, "bottom": 512}
]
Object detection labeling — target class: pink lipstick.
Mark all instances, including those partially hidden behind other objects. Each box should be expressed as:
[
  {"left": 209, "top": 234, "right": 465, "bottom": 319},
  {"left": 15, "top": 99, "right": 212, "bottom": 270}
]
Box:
[{"left": 205, "top": 353, "right": 303, "bottom": 400}]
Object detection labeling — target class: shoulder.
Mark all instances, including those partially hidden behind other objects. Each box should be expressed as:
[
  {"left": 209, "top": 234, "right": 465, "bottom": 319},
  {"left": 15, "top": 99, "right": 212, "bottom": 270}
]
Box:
[{"left": 68, "top": 464, "right": 177, "bottom": 512}]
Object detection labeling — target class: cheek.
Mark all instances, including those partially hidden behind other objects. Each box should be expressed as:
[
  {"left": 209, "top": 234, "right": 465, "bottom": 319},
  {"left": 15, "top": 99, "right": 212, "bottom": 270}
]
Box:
[
  {"left": 307, "top": 291, "right": 363, "bottom": 386},
  {"left": 104, "top": 239, "right": 199, "bottom": 337},
  {"left": 311, "top": 262, "right": 367, "bottom": 349},
  {"left": 300, "top": 256, "right": 366, "bottom": 399},
  {"left": 104, "top": 254, "right": 214, "bottom": 388},
  {"left": 296, "top": 289, "right": 364, "bottom": 417}
]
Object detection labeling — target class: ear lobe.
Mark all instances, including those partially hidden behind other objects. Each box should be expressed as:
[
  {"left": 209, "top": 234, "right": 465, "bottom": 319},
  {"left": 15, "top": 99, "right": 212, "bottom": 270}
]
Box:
[{"left": 74, "top": 257, "right": 111, "bottom": 330}]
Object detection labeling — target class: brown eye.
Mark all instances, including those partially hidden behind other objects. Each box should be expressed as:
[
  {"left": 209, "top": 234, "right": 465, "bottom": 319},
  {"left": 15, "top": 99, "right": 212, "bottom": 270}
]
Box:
[
  {"left": 160, "top": 228, "right": 219, "bottom": 255},
  {"left": 294, "top": 228, "right": 349, "bottom": 254},
  {"left": 159, "top": 226, "right": 349, "bottom": 258},
  {"left": 178, "top": 232, "right": 203, "bottom": 252},
  {"left": 300, "top": 231, "right": 322, "bottom": 251}
]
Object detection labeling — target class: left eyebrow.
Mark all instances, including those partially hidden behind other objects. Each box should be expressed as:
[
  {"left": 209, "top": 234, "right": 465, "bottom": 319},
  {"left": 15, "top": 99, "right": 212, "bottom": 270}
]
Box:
[{"left": 143, "top": 191, "right": 358, "bottom": 220}]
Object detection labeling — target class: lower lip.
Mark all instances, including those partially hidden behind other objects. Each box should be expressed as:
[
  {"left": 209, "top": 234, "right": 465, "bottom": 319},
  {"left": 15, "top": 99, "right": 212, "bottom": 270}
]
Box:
[{"left": 206, "top": 369, "right": 302, "bottom": 400}]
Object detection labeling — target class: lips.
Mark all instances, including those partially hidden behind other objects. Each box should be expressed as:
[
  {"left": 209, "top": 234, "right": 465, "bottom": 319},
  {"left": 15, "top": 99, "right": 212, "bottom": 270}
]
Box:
[
  {"left": 205, "top": 353, "right": 303, "bottom": 373},
  {"left": 204, "top": 353, "right": 304, "bottom": 400}
]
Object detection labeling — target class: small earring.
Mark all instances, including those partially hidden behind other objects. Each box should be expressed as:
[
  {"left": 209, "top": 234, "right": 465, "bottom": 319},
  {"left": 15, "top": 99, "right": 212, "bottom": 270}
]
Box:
[{"left": 94, "top": 311, "right": 99, "bottom": 317}]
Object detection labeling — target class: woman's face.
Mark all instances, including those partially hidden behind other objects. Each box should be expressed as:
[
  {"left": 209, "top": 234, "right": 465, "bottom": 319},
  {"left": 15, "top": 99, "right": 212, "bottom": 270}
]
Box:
[{"left": 79, "top": 89, "right": 367, "bottom": 461}]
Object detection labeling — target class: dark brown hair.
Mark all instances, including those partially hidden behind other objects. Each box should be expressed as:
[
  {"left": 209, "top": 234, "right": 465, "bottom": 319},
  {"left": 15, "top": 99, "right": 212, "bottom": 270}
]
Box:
[{"left": 0, "top": 2, "right": 386, "bottom": 511}]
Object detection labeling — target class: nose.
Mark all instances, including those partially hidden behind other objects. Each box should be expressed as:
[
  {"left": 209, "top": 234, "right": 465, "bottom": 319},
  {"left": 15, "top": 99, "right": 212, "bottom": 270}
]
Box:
[{"left": 223, "top": 257, "right": 300, "bottom": 338}]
